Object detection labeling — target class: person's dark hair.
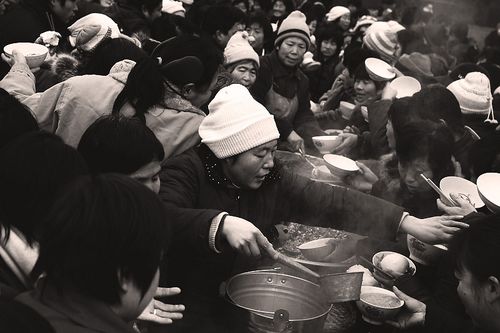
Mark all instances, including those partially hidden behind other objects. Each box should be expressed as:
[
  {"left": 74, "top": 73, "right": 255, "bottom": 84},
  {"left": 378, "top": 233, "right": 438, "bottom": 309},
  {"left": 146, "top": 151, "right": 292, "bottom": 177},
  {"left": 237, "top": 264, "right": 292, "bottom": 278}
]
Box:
[
  {"left": 342, "top": 48, "right": 379, "bottom": 75},
  {"left": 271, "top": 0, "right": 294, "bottom": 18},
  {"left": 413, "top": 85, "right": 465, "bottom": 136},
  {"left": 395, "top": 120, "right": 455, "bottom": 183},
  {"left": 78, "top": 115, "right": 164, "bottom": 174},
  {"left": 247, "top": 11, "right": 274, "bottom": 52},
  {"left": 200, "top": 5, "right": 245, "bottom": 36},
  {"left": 449, "top": 214, "right": 500, "bottom": 285},
  {"left": 233, "top": 0, "right": 249, "bottom": 12},
  {"left": 305, "top": 2, "right": 326, "bottom": 24},
  {"left": 0, "top": 300, "right": 55, "bottom": 333},
  {"left": 122, "top": 0, "right": 162, "bottom": 12},
  {"left": 353, "top": 64, "right": 386, "bottom": 90},
  {"left": 0, "top": 132, "right": 88, "bottom": 245},
  {"left": 450, "top": 22, "right": 469, "bottom": 43},
  {"left": 82, "top": 38, "right": 147, "bottom": 75},
  {"left": 315, "top": 26, "right": 344, "bottom": 61},
  {"left": 112, "top": 35, "right": 222, "bottom": 123},
  {"left": 36, "top": 174, "right": 169, "bottom": 305},
  {"left": 0, "top": 89, "right": 38, "bottom": 149},
  {"left": 469, "top": 131, "right": 500, "bottom": 177}
]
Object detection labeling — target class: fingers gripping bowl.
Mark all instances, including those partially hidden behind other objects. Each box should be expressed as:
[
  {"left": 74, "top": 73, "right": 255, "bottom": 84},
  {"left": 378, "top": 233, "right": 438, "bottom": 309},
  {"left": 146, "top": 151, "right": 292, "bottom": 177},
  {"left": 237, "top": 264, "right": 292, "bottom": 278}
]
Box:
[
  {"left": 356, "top": 286, "right": 404, "bottom": 325},
  {"left": 323, "top": 154, "right": 359, "bottom": 178},
  {"left": 372, "top": 251, "right": 416, "bottom": 286}
]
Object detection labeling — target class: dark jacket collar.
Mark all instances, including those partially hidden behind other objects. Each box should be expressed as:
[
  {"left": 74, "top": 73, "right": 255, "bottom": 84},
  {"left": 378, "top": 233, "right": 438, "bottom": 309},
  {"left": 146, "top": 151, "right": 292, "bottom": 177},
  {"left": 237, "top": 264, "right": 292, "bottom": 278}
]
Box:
[
  {"left": 268, "top": 51, "right": 300, "bottom": 79},
  {"left": 197, "top": 144, "right": 281, "bottom": 188},
  {"left": 17, "top": 278, "right": 137, "bottom": 333}
]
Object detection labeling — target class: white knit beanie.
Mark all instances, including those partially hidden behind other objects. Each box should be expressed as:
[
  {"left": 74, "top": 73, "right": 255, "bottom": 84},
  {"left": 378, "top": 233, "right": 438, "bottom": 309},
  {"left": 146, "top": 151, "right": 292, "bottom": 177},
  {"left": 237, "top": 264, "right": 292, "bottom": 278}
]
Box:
[
  {"left": 162, "top": 0, "right": 185, "bottom": 14},
  {"left": 363, "top": 21, "right": 405, "bottom": 63},
  {"left": 274, "top": 11, "right": 311, "bottom": 49},
  {"left": 326, "top": 6, "right": 350, "bottom": 22},
  {"left": 200, "top": 84, "right": 280, "bottom": 158},
  {"left": 447, "top": 72, "right": 497, "bottom": 123},
  {"left": 68, "top": 13, "right": 120, "bottom": 52},
  {"left": 351, "top": 15, "right": 377, "bottom": 32},
  {"left": 224, "top": 31, "right": 260, "bottom": 68}
]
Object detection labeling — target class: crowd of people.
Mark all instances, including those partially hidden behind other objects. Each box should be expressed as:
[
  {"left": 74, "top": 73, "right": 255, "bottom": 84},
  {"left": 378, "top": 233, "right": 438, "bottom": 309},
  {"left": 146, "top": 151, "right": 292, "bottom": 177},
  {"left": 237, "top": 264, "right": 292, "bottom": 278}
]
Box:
[{"left": 0, "top": 0, "right": 499, "bottom": 332}]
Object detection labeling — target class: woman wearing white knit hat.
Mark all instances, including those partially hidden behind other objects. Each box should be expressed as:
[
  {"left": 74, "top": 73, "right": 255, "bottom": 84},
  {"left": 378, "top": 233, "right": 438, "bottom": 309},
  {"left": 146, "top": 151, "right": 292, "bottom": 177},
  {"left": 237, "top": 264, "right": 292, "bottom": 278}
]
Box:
[
  {"left": 223, "top": 31, "right": 259, "bottom": 88},
  {"left": 158, "top": 83, "right": 470, "bottom": 332},
  {"left": 326, "top": 5, "right": 351, "bottom": 31}
]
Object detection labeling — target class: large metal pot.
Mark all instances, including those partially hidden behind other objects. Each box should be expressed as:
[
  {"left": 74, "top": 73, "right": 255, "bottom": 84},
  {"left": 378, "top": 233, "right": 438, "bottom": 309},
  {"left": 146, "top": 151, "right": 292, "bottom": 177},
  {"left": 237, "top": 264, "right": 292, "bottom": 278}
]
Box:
[{"left": 226, "top": 270, "right": 332, "bottom": 332}]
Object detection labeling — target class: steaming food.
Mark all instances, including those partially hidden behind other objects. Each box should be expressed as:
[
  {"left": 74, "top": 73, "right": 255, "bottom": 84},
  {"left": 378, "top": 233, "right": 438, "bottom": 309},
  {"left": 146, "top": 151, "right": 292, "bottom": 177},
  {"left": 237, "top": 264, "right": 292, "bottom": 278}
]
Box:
[
  {"left": 347, "top": 265, "right": 379, "bottom": 286},
  {"left": 361, "top": 293, "right": 402, "bottom": 308},
  {"left": 379, "top": 254, "right": 409, "bottom": 277}
]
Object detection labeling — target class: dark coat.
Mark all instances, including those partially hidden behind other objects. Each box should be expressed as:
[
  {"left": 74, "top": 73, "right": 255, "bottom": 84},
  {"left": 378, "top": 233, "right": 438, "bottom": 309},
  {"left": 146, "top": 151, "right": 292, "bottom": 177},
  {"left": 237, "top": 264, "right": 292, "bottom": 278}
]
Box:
[
  {"left": 16, "top": 279, "right": 137, "bottom": 333},
  {"left": 251, "top": 51, "right": 324, "bottom": 150},
  {"left": 156, "top": 145, "right": 405, "bottom": 332},
  {"left": 307, "top": 55, "right": 341, "bottom": 103}
]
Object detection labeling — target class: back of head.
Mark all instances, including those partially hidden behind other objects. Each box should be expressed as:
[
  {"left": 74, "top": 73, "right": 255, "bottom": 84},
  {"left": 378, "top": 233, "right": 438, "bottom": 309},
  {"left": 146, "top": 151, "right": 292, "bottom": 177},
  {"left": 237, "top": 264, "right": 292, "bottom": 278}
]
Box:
[
  {"left": 469, "top": 131, "right": 500, "bottom": 177},
  {"left": 200, "top": 5, "right": 245, "bottom": 36},
  {"left": 37, "top": 174, "right": 169, "bottom": 305},
  {"left": 78, "top": 115, "right": 164, "bottom": 174},
  {"left": 0, "top": 89, "right": 38, "bottom": 150},
  {"left": 395, "top": 119, "right": 455, "bottom": 182},
  {"left": 0, "top": 132, "right": 88, "bottom": 244},
  {"left": 342, "top": 48, "right": 379, "bottom": 75},
  {"left": 82, "top": 38, "right": 147, "bottom": 75},
  {"left": 413, "top": 85, "right": 465, "bottom": 135}
]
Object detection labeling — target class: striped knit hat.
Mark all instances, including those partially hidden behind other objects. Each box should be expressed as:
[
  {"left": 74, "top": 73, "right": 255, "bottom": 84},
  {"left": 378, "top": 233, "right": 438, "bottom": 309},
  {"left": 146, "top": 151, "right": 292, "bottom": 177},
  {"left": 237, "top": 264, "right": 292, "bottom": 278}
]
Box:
[
  {"left": 274, "top": 11, "right": 311, "bottom": 50},
  {"left": 363, "top": 21, "right": 405, "bottom": 63}
]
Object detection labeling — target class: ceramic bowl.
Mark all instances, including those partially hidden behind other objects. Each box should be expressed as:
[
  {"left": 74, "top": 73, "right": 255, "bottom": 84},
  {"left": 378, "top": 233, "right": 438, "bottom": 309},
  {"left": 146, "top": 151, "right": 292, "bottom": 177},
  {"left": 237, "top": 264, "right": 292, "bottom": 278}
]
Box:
[
  {"left": 339, "top": 101, "right": 356, "bottom": 120},
  {"left": 407, "top": 235, "right": 448, "bottom": 266},
  {"left": 439, "top": 176, "right": 484, "bottom": 209},
  {"left": 389, "top": 76, "right": 421, "bottom": 98},
  {"left": 3, "top": 42, "right": 48, "bottom": 68},
  {"left": 312, "top": 136, "right": 342, "bottom": 154},
  {"left": 365, "top": 58, "right": 396, "bottom": 81},
  {"left": 323, "top": 154, "right": 359, "bottom": 178},
  {"left": 297, "top": 238, "right": 336, "bottom": 261},
  {"left": 477, "top": 173, "right": 500, "bottom": 213},
  {"left": 372, "top": 251, "right": 416, "bottom": 287},
  {"left": 356, "top": 286, "right": 404, "bottom": 325}
]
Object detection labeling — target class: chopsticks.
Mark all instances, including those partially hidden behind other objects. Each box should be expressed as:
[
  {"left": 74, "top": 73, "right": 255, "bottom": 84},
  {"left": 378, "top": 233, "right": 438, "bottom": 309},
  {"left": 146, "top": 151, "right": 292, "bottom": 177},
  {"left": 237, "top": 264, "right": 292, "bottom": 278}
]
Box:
[{"left": 420, "top": 174, "right": 458, "bottom": 206}]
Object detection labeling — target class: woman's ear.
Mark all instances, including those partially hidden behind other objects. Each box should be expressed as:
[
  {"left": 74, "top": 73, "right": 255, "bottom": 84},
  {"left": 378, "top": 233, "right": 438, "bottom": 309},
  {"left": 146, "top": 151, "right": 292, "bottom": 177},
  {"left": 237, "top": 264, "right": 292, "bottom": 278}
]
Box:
[
  {"left": 485, "top": 276, "right": 500, "bottom": 303},
  {"left": 181, "top": 83, "right": 196, "bottom": 98},
  {"left": 117, "top": 269, "right": 131, "bottom": 294}
]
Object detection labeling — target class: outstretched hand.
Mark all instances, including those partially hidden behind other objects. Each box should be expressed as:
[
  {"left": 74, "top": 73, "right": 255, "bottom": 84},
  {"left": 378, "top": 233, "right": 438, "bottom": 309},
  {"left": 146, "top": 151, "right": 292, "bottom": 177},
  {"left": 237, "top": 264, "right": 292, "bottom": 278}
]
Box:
[
  {"left": 137, "top": 287, "right": 185, "bottom": 324},
  {"left": 437, "top": 193, "right": 477, "bottom": 217},
  {"left": 386, "top": 286, "right": 426, "bottom": 329},
  {"left": 400, "top": 215, "right": 468, "bottom": 244}
]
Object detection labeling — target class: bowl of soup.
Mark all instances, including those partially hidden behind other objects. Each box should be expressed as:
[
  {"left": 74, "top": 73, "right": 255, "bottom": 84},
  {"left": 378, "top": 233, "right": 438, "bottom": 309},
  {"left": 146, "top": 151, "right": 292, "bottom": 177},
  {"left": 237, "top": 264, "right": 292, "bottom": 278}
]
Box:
[
  {"left": 4, "top": 42, "right": 48, "bottom": 68},
  {"left": 312, "top": 136, "right": 342, "bottom": 154},
  {"left": 372, "top": 251, "right": 416, "bottom": 286},
  {"left": 356, "top": 286, "right": 404, "bottom": 325}
]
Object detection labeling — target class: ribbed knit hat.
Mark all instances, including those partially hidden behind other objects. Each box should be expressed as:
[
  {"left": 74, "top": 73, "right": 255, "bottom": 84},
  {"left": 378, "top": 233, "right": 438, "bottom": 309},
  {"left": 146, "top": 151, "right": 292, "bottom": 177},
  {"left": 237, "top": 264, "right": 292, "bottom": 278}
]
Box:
[
  {"left": 325, "top": 6, "right": 350, "bottom": 22},
  {"left": 351, "top": 15, "right": 377, "bottom": 33},
  {"left": 200, "top": 84, "right": 280, "bottom": 158},
  {"left": 68, "top": 13, "right": 120, "bottom": 52},
  {"left": 162, "top": 0, "right": 185, "bottom": 14},
  {"left": 224, "top": 31, "right": 260, "bottom": 68},
  {"left": 363, "top": 21, "right": 405, "bottom": 63},
  {"left": 447, "top": 72, "right": 498, "bottom": 123},
  {"left": 274, "top": 11, "right": 311, "bottom": 50}
]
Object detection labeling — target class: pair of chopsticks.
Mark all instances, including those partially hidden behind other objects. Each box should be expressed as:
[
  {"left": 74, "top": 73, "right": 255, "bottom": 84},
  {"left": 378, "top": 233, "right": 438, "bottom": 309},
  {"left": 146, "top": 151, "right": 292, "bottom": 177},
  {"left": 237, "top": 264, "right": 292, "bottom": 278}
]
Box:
[{"left": 420, "top": 174, "right": 458, "bottom": 206}]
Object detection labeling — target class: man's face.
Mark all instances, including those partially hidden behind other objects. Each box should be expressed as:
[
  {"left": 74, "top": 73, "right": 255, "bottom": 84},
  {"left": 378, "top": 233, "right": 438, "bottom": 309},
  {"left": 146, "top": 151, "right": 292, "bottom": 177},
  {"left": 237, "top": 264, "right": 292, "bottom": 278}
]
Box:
[
  {"left": 277, "top": 37, "right": 307, "bottom": 67},
  {"left": 222, "top": 140, "right": 277, "bottom": 189},
  {"left": 51, "top": 0, "right": 78, "bottom": 24},
  {"left": 218, "top": 22, "right": 245, "bottom": 48}
]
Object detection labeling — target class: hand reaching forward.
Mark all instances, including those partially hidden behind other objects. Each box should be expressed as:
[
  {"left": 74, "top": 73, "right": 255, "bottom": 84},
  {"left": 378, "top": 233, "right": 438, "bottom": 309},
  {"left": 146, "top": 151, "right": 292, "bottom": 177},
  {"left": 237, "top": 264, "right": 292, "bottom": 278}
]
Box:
[
  {"left": 222, "top": 215, "right": 277, "bottom": 259},
  {"left": 437, "top": 192, "right": 477, "bottom": 217},
  {"left": 386, "top": 286, "right": 426, "bottom": 329},
  {"left": 400, "top": 215, "right": 468, "bottom": 244},
  {"left": 137, "top": 287, "right": 185, "bottom": 324}
]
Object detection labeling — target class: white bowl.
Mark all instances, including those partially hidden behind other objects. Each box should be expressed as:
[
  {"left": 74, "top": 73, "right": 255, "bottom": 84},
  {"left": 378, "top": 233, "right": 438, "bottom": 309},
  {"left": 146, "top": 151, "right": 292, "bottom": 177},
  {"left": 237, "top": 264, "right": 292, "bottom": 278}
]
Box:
[
  {"left": 3, "top": 42, "right": 48, "bottom": 68},
  {"left": 365, "top": 58, "right": 396, "bottom": 81},
  {"left": 297, "top": 238, "right": 336, "bottom": 261},
  {"left": 407, "top": 235, "right": 448, "bottom": 266},
  {"left": 356, "top": 286, "right": 404, "bottom": 325},
  {"left": 312, "top": 136, "right": 342, "bottom": 154},
  {"left": 372, "top": 251, "right": 416, "bottom": 286},
  {"left": 339, "top": 101, "right": 356, "bottom": 120},
  {"left": 440, "top": 176, "right": 484, "bottom": 209},
  {"left": 323, "top": 154, "right": 359, "bottom": 178},
  {"left": 389, "top": 76, "right": 421, "bottom": 98},
  {"left": 477, "top": 173, "right": 500, "bottom": 213}
]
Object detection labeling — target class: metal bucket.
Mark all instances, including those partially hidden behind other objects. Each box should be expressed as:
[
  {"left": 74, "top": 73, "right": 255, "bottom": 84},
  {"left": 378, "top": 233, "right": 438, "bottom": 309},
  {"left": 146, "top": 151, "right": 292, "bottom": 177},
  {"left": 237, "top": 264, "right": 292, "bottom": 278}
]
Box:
[{"left": 226, "top": 271, "right": 332, "bottom": 332}]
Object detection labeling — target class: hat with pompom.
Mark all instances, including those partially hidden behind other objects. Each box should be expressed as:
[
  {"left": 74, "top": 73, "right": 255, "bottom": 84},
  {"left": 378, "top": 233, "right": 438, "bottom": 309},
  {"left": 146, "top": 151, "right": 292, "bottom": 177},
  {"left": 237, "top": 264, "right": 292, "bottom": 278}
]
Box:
[
  {"left": 224, "top": 31, "right": 259, "bottom": 67},
  {"left": 68, "top": 13, "right": 120, "bottom": 52},
  {"left": 447, "top": 72, "right": 498, "bottom": 123},
  {"left": 274, "top": 11, "right": 311, "bottom": 49}
]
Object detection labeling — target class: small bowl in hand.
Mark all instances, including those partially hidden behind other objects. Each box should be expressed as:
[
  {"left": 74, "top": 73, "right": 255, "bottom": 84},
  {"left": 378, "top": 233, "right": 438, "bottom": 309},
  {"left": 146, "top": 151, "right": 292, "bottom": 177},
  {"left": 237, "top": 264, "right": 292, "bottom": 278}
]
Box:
[
  {"left": 3, "top": 42, "right": 48, "bottom": 69},
  {"left": 323, "top": 154, "right": 359, "bottom": 178},
  {"left": 372, "top": 251, "right": 416, "bottom": 287},
  {"left": 312, "top": 136, "right": 342, "bottom": 154},
  {"left": 356, "top": 286, "right": 404, "bottom": 325}
]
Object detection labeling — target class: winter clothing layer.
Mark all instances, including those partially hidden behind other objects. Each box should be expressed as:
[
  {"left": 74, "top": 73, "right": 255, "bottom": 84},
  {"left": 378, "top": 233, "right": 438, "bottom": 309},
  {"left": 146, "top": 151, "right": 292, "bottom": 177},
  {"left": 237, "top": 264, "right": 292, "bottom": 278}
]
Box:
[{"left": 0, "top": 60, "right": 205, "bottom": 160}]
